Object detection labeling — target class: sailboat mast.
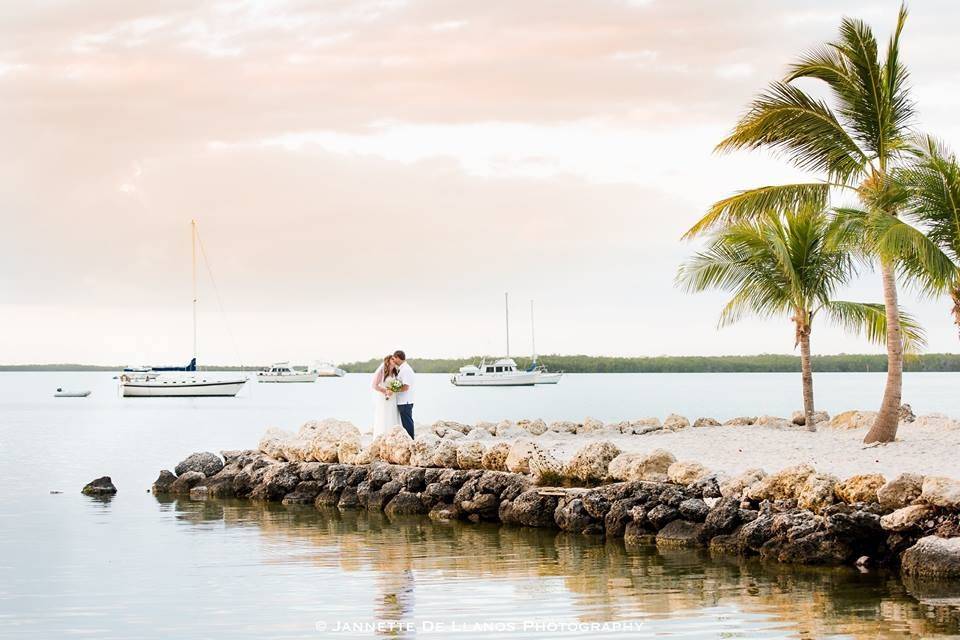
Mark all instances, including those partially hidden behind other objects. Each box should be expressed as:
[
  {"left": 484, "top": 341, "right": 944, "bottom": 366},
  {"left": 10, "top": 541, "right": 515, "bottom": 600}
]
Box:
[
  {"left": 530, "top": 299, "right": 536, "bottom": 363},
  {"left": 504, "top": 292, "right": 510, "bottom": 357},
  {"left": 191, "top": 219, "right": 197, "bottom": 365}
]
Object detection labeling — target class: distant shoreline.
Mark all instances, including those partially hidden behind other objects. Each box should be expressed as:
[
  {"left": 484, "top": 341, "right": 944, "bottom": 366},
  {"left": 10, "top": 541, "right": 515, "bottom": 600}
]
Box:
[{"left": 4, "top": 353, "right": 960, "bottom": 373}]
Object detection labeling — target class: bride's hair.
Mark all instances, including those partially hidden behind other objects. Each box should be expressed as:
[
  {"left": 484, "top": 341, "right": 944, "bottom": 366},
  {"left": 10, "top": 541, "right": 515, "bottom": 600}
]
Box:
[{"left": 382, "top": 355, "right": 397, "bottom": 377}]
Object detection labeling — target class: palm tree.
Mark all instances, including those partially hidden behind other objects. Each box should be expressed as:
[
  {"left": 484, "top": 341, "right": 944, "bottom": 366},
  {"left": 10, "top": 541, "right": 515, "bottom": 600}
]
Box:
[
  {"left": 683, "top": 5, "right": 953, "bottom": 443},
  {"left": 678, "top": 208, "right": 924, "bottom": 429},
  {"left": 897, "top": 135, "right": 960, "bottom": 336}
]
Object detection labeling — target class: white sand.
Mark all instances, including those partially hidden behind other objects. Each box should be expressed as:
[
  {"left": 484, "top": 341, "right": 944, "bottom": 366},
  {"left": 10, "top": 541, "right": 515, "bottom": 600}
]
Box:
[{"left": 532, "top": 414, "right": 960, "bottom": 481}]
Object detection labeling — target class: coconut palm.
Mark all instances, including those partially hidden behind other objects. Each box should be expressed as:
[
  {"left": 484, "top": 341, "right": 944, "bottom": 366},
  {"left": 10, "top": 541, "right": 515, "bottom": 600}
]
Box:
[
  {"left": 678, "top": 208, "right": 924, "bottom": 429},
  {"left": 897, "top": 135, "right": 960, "bottom": 336},
  {"left": 683, "top": 5, "right": 953, "bottom": 443}
]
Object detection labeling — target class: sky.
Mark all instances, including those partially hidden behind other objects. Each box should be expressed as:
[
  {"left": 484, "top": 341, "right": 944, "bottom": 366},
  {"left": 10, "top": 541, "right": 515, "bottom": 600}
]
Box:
[{"left": 2, "top": 0, "right": 960, "bottom": 365}]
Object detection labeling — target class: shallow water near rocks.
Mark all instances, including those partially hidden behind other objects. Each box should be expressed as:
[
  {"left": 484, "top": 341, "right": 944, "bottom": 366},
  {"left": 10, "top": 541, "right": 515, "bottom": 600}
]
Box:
[{"left": 2, "top": 371, "right": 960, "bottom": 637}]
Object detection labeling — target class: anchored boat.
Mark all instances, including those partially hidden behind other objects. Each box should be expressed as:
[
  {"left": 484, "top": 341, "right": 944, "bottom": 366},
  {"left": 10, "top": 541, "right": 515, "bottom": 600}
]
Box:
[
  {"left": 257, "top": 363, "right": 319, "bottom": 383},
  {"left": 120, "top": 221, "right": 248, "bottom": 398},
  {"left": 452, "top": 357, "right": 540, "bottom": 386},
  {"left": 311, "top": 361, "right": 346, "bottom": 378}
]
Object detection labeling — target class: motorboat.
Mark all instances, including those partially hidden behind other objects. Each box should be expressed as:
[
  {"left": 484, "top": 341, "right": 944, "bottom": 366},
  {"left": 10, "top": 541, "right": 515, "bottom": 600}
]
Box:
[
  {"left": 451, "top": 358, "right": 540, "bottom": 386},
  {"left": 119, "top": 221, "right": 247, "bottom": 398},
  {"left": 257, "top": 362, "right": 319, "bottom": 383},
  {"left": 54, "top": 388, "right": 91, "bottom": 397},
  {"left": 311, "top": 361, "right": 346, "bottom": 377}
]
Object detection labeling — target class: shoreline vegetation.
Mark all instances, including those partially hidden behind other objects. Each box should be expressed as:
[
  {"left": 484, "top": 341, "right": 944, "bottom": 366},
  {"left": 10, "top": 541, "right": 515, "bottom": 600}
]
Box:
[{"left": 7, "top": 352, "right": 960, "bottom": 373}]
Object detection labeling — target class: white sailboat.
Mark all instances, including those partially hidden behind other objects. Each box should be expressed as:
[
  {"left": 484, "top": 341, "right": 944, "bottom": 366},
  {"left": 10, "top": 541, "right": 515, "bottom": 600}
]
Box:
[
  {"left": 120, "top": 220, "right": 248, "bottom": 398},
  {"left": 311, "top": 361, "right": 346, "bottom": 377},
  {"left": 529, "top": 300, "right": 563, "bottom": 384},
  {"left": 451, "top": 293, "right": 540, "bottom": 387},
  {"left": 257, "top": 362, "right": 319, "bottom": 383}
]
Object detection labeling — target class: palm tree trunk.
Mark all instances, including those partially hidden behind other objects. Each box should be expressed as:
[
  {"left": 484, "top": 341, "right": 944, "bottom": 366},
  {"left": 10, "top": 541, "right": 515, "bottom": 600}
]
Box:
[
  {"left": 864, "top": 258, "right": 903, "bottom": 443},
  {"left": 798, "top": 320, "right": 816, "bottom": 432},
  {"left": 952, "top": 283, "right": 960, "bottom": 341}
]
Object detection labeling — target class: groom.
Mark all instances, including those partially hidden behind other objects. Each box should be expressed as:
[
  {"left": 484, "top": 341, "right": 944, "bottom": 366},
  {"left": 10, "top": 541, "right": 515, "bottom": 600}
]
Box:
[{"left": 392, "top": 350, "right": 416, "bottom": 438}]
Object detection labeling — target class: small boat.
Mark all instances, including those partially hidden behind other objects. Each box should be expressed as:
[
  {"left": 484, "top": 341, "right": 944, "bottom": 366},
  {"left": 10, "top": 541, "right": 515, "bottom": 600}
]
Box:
[
  {"left": 54, "top": 388, "right": 91, "bottom": 398},
  {"left": 312, "top": 361, "right": 346, "bottom": 378},
  {"left": 452, "top": 358, "right": 540, "bottom": 386},
  {"left": 257, "top": 362, "right": 319, "bottom": 383},
  {"left": 119, "top": 221, "right": 247, "bottom": 398}
]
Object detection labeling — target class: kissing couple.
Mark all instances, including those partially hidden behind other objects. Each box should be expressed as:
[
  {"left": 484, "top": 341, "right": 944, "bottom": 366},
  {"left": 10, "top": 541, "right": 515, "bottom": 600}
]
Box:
[{"left": 371, "top": 350, "right": 416, "bottom": 439}]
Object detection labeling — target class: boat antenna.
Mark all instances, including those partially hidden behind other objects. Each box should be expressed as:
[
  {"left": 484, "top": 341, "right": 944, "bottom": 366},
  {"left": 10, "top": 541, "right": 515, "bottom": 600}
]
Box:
[
  {"left": 530, "top": 299, "right": 536, "bottom": 364},
  {"left": 196, "top": 222, "right": 246, "bottom": 374},
  {"left": 504, "top": 292, "right": 510, "bottom": 357},
  {"left": 191, "top": 219, "right": 198, "bottom": 367}
]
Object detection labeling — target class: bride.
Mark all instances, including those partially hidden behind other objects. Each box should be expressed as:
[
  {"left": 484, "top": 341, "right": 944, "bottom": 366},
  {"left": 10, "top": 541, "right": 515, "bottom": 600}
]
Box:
[{"left": 371, "top": 354, "right": 401, "bottom": 437}]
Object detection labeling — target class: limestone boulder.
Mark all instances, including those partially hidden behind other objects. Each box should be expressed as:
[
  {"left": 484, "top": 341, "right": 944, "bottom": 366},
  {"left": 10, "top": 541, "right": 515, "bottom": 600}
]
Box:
[
  {"left": 505, "top": 440, "right": 536, "bottom": 474},
  {"left": 337, "top": 432, "right": 363, "bottom": 465},
  {"left": 566, "top": 441, "right": 621, "bottom": 482},
  {"left": 495, "top": 420, "right": 524, "bottom": 438},
  {"left": 151, "top": 470, "right": 177, "bottom": 494},
  {"left": 169, "top": 471, "right": 206, "bottom": 495},
  {"left": 693, "top": 417, "right": 720, "bottom": 428},
  {"left": 431, "top": 420, "right": 471, "bottom": 438},
  {"left": 82, "top": 476, "right": 117, "bottom": 496},
  {"left": 380, "top": 426, "right": 413, "bottom": 466},
  {"left": 719, "top": 469, "right": 766, "bottom": 499},
  {"left": 880, "top": 504, "right": 936, "bottom": 532},
  {"left": 518, "top": 419, "right": 548, "bottom": 435},
  {"left": 174, "top": 452, "right": 224, "bottom": 477},
  {"left": 548, "top": 421, "right": 578, "bottom": 434},
  {"left": 877, "top": 473, "right": 924, "bottom": 510},
  {"left": 835, "top": 474, "right": 885, "bottom": 504},
  {"left": 753, "top": 415, "right": 792, "bottom": 429},
  {"left": 410, "top": 434, "right": 441, "bottom": 467},
  {"left": 920, "top": 476, "right": 960, "bottom": 509},
  {"left": 797, "top": 473, "right": 839, "bottom": 513},
  {"left": 826, "top": 410, "right": 877, "bottom": 430},
  {"left": 576, "top": 417, "right": 605, "bottom": 434},
  {"left": 456, "top": 441, "right": 486, "bottom": 470},
  {"left": 663, "top": 414, "right": 689, "bottom": 431},
  {"left": 667, "top": 461, "right": 711, "bottom": 486},
  {"left": 746, "top": 465, "right": 814, "bottom": 502},
  {"left": 481, "top": 442, "right": 511, "bottom": 471},
  {"left": 432, "top": 438, "right": 460, "bottom": 469},
  {"left": 901, "top": 536, "right": 960, "bottom": 578},
  {"left": 608, "top": 449, "right": 676, "bottom": 482},
  {"left": 527, "top": 444, "right": 565, "bottom": 484},
  {"left": 790, "top": 410, "right": 830, "bottom": 426},
  {"left": 898, "top": 403, "right": 916, "bottom": 423},
  {"left": 617, "top": 418, "right": 662, "bottom": 434},
  {"left": 258, "top": 427, "right": 295, "bottom": 459},
  {"left": 723, "top": 416, "right": 755, "bottom": 426}
]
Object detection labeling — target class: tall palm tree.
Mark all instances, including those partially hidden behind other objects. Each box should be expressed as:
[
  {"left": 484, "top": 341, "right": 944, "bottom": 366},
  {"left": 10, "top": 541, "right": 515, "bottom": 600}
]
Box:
[
  {"left": 897, "top": 135, "right": 960, "bottom": 336},
  {"left": 678, "top": 209, "right": 924, "bottom": 429},
  {"left": 683, "top": 5, "right": 953, "bottom": 443}
]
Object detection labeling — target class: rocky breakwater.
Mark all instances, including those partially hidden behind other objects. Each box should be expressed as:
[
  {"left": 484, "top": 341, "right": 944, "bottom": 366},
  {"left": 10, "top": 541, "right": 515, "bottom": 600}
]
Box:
[{"left": 152, "top": 418, "right": 960, "bottom": 580}]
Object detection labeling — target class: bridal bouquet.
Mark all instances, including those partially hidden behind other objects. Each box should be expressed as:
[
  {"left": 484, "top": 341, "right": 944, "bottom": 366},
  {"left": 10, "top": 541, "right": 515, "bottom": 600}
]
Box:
[{"left": 386, "top": 378, "right": 403, "bottom": 398}]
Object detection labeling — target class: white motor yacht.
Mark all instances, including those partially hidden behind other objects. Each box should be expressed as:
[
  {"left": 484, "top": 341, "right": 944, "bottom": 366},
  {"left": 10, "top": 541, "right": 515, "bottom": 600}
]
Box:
[
  {"left": 451, "top": 357, "right": 540, "bottom": 386},
  {"left": 312, "top": 361, "right": 346, "bottom": 377},
  {"left": 257, "top": 362, "right": 319, "bottom": 383}
]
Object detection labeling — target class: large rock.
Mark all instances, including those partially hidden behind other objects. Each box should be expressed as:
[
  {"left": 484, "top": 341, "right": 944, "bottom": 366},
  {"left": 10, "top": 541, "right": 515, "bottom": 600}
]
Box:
[
  {"left": 898, "top": 403, "right": 916, "bottom": 423},
  {"left": 577, "top": 417, "right": 605, "bottom": 434},
  {"left": 746, "top": 465, "right": 814, "bottom": 502},
  {"left": 432, "top": 438, "right": 460, "bottom": 468},
  {"left": 835, "top": 474, "right": 885, "bottom": 505},
  {"left": 723, "top": 416, "right": 755, "bottom": 426},
  {"left": 797, "top": 473, "right": 839, "bottom": 513},
  {"left": 720, "top": 468, "right": 766, "bottom": 499},
  {"left": 431, "top": 421, "right": 471, "bottom": 438},
  {"left": 505, "top": 440, "right": 536, "bottom": 474},
  {"left": 693, "top": 417, "right": 720, "bottom": 428},
  {"left": 667, "top": 461, "right": 710, "bottom": 486},
  {"left": 337, "top": 433, "right": 362, "bottom": 465},
  {"left": 566, "top": 441, "right": 621, "bottom": 482},
  {"left": 548, "top": 420, "right": 578, "bottom": 434},
  {"left": 753, "top": 415, "right": 792, "bottom": 429},
  {"left": 554, "top": 497, "right": 600, "bottom": 534},
  {"left": 410, "top": 434, "right": 441, "bottom": 467},
  {"left": 258, "top": 427, "right": 295, "bottom": 459},
  {"left": 304, "top": 419, "right": 362, "bottom": 463},
  {"left": 174, "top": 452, "right": 224, "bottom": 477},
  {"left": 878, "top": 473, "right": 924, "bottom": 510},
  {"left": 481, "top": 442, "right": 511, "bottom": 471},
  {"left": 880, "top": 504, "right": 936, "bottom": 532},
  {"left": 151, "top": 470, "right": 177, "bottom": 494},
  {"left": 663, "top": 414, "right": 689, "bottom": 431},
  {"left": 656, "top": 520, "right": 705, "bottom": 548},
  {"left": 380, "top": 426, "right": 413, "bottom": 465},
  {"left": 826, "top": 410, "right": 877, "bottom": 430},
  {"left": 608, "top": 449, "right": 676, "bottom": 482},
  {"left": 169, "top": 470, "right": 206, "bottom": 495},
  {"left": 518, "top": 419, "right": 548, "bottom": 435},
  {"left": 81, "top": 476, "right": 117, "bottom": 496},
  {"left": 920, "top": 476, "right": 960, "bottom": 509},
  {"left": 500, "top": 489, "right": 560, "bottom": 527},
  {"left": 901, "top": 536, "right": 960, "bottom": 578},
  {"left": 495, "top": 420, "right": 524, "bottom": 438},
  {"left": 528, "top": 444, "right": 565, "bottom": 484},
  {"left": 384, "top": 491, "right": 428, "bottom": 517},
  {"left": 456, "top": 441, "right": 486, "bottom": 470}
]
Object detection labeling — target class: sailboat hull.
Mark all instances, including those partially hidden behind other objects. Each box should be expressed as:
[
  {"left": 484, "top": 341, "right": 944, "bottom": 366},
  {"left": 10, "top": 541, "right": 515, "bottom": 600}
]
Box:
[
  {"left": 121, "top": 378, "right": 247, "bottom": 397},
  {"left": 534, "top": 372, "right": 563, "bottom": 384}
]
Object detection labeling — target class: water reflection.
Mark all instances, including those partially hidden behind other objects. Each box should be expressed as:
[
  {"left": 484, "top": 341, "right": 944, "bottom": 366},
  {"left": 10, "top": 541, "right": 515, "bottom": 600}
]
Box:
[{"left": 161, "top": 498, "right": 960, "bottom": 638}]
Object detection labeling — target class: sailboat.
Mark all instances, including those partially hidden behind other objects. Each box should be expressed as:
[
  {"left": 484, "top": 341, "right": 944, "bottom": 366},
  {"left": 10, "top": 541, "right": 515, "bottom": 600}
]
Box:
[
  {"left": 528, "top": 300, "right": 563, "bottom": 384},
  {"left": 120, "top": 221, "right": 248, "bottom": 398},
  {"left": 451, "top": 293, "right": 540, "bottom": 387}
]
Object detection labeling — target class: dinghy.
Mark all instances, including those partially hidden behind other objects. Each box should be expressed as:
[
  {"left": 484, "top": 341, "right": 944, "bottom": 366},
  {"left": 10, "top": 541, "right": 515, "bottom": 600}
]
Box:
[{"left": 55, "top": 388, "right": 91, "bottom": 397}]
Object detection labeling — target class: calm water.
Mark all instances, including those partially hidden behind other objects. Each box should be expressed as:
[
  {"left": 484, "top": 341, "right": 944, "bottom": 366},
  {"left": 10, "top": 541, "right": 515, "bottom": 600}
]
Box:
[{"left": 2, "top": 371, "right": 960, "bottom": 638}]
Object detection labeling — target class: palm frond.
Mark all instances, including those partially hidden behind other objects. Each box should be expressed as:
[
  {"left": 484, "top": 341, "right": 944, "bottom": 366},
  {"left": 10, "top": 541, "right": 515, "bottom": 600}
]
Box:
[
  {"left": 898, "top": 134, "right": 960, "bottom": 262},
  {"left": 683, "top": 183, "right": 830, "bottom": 239},
  {"left": 823, "top": 300, "right": 926, "bottom": 352},
  {"left": 869, "top": 213, "right": 958, "bottom": 294}
]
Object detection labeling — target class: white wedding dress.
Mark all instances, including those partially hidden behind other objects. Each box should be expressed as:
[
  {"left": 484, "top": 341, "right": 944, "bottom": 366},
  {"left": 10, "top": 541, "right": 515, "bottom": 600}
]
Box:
[{"left": 371, "top": 365, "right": 401, "bottom": 437}]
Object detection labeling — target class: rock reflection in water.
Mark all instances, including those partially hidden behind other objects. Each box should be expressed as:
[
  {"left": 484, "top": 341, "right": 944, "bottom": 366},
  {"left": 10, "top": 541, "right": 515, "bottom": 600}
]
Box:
[{"left": 162, "top": 498, "right": 960, "bottom": 638}]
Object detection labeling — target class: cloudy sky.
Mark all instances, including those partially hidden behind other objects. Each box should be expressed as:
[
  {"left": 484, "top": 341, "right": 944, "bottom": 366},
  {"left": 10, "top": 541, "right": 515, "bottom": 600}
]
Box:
[{"left": 2, "top": 0, "right": 960, "bottom": 365}]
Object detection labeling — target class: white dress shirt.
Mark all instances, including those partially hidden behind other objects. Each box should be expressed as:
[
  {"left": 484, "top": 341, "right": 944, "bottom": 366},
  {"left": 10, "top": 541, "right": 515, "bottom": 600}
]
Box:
[{"left": 396, "top": 362, "right": 415, "bottom": 405}]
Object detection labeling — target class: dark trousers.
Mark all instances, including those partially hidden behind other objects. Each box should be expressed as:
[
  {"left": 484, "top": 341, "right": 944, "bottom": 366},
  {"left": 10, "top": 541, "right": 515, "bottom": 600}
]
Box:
[{"left": 398, "top": 404, "right": 414, "bottom": 438}]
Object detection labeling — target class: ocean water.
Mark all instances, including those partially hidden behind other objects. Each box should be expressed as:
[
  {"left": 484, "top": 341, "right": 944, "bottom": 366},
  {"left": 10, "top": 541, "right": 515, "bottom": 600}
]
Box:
[{"left": 1, "top": 371, "right": 960, "bottom": 638}]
